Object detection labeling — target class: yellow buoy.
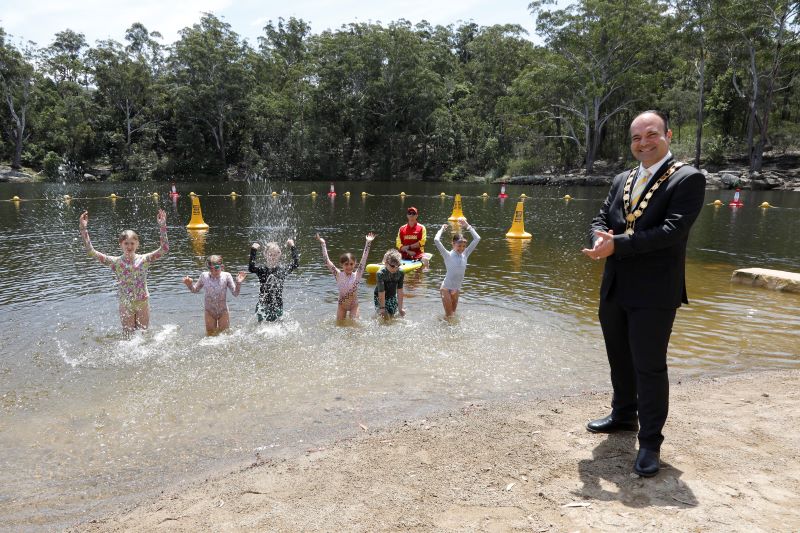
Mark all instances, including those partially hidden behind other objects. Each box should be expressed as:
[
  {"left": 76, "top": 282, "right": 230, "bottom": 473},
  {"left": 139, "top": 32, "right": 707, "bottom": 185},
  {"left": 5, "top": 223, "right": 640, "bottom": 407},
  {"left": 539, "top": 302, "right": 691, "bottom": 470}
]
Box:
[
  {"left": 63, "top": 195, "right": 71, "bottom": 200},
  {"left": 760, "top": 201, "right": 771, "bottom": 208},
  {"left": 448, "top": 193, "right": 465, "bottom": 221},
  {"left": 230, "top": 191, "right": 238, "bottom": 198},
  {"left": 186, "top": 194, "right": 209, "bottom": 230},
  {"left": 564, "top": 194, "right": 572, "bottom": 200},
  {"left": 519, "top": 193, "right": 527, "bottom": 199},
  {"left": 440, "top": 192, "right": 446, "bottom": 197},
  {"left": 481, "top": 192, "right": 489, "bottom": 198},
  {"left": 189, "top": 191, "right": 197, "bottom": 197},
  {"left": 400, "top": 191, "right": 406, "bottom": 197},
  {"left": 344, "top": 191, "right": 351, "bottom": 197},
  {"left": 506, "top": 201, "right": 532, "bottom": 239},
  {"left": 271, "top": 191, "right": 278, "bottom": 197},
  {"left": 361, "top": 191, "right": 368, "bottom": 197},
  {"left": 151, "top": 192, "right": 159, "bottom": 198},
  {"left": 12, "top": 195, "right": 20, "bottom": 201},
  {"left": 713, "top": 199, "right": 723, "bottom": 206},
  {"left": 109, "top": 193, "right": 118, "bottom": 199},
  {"left": 311, "top": 191, "right": 317, "bottom": 197}
]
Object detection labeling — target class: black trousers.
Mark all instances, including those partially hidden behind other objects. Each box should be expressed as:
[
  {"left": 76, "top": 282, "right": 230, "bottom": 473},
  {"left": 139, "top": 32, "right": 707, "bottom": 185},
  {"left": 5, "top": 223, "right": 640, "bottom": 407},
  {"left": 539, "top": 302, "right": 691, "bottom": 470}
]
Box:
[{"left": 599, "top": 298, "right": 677, "bottom": 450}]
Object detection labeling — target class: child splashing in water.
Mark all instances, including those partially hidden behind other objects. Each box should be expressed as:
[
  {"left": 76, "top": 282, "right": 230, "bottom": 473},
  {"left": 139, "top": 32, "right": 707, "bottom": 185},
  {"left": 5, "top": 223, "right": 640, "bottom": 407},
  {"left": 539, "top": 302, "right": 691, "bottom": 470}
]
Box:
[
  {"left": 183, "top": 255, "right": 246, "bottom": 335},
  {"left": 249, "top": 239, "right": 299, "bottom": 322},
  {"left": 434, "top": 217, "right": 480, "bottom": 318},
  {"left": 374, "top": 249, "right": 406, "bottom": 319},
  {"left": 315, "top": 232, "right": 375, "bottom": 320},
  {"left": 79, "top": 209, "right": 169, "bottom": 335}
]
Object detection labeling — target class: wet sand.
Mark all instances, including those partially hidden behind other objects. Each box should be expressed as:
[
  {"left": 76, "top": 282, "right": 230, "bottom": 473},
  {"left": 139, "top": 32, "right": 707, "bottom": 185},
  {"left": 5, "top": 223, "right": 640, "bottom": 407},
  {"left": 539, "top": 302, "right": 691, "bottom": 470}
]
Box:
[{"left": 77, "top": 369, "right": 799, "bottom": 532}]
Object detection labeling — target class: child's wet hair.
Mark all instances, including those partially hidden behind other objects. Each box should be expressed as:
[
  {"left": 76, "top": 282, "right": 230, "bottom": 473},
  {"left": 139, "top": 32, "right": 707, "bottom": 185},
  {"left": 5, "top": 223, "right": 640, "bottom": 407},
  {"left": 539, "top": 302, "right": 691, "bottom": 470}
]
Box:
[
  {"left": 452, "top": 233, "right": 467, "bottom": 243},
  {"left": 264, "top": 242, "right": 281, "bottom": 255},
  {"left": 207, "top": 254, "right": 223, "bottom": 265},
  {"left": 340, "top": 252, "right": 356, "bottom": 264},
  {"left": 383, "top": 249, "right": 402, "bottom": 266},
  {"left": 118, "top": 230, "right": 139, "bottom": 243}
]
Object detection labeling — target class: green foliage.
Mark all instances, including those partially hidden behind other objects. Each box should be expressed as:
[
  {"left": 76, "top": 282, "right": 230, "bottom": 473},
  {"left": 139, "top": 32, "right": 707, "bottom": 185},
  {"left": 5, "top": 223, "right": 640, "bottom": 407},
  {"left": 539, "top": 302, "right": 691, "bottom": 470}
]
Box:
[
  {"left": 506, "top": 157, "right": 542, "bottom": 177},
  {"left": 703, "top": 135, "right": 733, "bottom": 165},
  {"left": 42, "top": 151, "right": 62, "bottom": 179},
  {"left": 2, "top": 3, "right": 799, "bottom": 179}
]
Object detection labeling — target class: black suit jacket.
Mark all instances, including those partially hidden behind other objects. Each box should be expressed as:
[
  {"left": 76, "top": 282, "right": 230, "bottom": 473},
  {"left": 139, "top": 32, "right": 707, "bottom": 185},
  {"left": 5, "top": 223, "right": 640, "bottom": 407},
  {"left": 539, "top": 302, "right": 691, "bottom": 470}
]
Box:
[{"left": 589, "top": 158, "right": 706, "bottom": 309}]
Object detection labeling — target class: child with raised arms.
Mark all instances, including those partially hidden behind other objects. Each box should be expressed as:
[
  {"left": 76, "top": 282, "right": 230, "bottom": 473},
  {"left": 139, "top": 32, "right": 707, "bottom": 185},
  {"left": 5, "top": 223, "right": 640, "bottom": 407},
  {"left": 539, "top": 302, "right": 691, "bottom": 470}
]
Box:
[
  {"left": 249, "top": 239, "right": 299, "bottom": 322},
  {"left": 183, "top": 255, "right": 246, "bottom": 335},
  {"left": 434, "top": 217, "right": 480, "bottom": 317},
  {"left": 315, "top": 232, "right": 374, "bottom": 320},
  {"left": 374, "top": 249, "right": 406, "bottom": 319},
  {"left": 79, "top": 209, "right": 169, "bottom": 335}
]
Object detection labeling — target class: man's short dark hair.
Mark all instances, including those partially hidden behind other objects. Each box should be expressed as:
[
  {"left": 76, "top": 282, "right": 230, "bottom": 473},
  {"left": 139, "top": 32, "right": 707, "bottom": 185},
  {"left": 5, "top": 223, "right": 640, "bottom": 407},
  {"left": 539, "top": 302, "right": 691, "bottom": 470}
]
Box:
[{"left": 634, "top": 110, "right": 670, "bottom": 133}]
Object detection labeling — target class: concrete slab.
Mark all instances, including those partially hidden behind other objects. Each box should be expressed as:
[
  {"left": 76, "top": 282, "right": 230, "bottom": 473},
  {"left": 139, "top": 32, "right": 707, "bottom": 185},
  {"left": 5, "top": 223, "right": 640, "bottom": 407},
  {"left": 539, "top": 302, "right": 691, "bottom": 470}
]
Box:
[{"left": 731, "top": 268, "right": 800, "bottom": 293}]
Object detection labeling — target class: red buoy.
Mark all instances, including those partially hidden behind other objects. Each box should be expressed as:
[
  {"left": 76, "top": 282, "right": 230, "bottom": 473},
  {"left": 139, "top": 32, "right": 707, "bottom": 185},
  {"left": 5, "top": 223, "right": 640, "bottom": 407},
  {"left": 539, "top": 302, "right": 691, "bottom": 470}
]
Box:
[{"left": 729, "top": 188, "right": 744, "bottom": 207}]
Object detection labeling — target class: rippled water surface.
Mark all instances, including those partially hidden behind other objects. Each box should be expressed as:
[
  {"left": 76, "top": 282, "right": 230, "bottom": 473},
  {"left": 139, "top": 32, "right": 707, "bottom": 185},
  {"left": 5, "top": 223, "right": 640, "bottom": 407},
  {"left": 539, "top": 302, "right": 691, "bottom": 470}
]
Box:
[{"left": 1, "top": 180, "right": 798, "bottom": 529}]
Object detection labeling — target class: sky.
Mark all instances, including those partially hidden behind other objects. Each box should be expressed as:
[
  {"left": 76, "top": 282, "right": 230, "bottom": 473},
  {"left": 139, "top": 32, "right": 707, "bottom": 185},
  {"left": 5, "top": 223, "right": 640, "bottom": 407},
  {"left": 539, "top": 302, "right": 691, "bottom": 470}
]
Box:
[{"left": 0, "top": 0, "right": 559, "bottom": 48}]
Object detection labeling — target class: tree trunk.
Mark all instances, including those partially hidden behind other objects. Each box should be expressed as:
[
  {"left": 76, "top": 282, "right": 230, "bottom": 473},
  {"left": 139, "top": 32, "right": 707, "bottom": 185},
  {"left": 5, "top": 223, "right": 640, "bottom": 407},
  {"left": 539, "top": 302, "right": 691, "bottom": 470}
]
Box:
[
  {"left": 12, "top": 116, "right": 25, "bottom": 169},
  {"left": 694, "top": 51, "right": 705, "bottom": 169},
  {"left": 746, "top": 45, "right": 758, "bottom": 171}
]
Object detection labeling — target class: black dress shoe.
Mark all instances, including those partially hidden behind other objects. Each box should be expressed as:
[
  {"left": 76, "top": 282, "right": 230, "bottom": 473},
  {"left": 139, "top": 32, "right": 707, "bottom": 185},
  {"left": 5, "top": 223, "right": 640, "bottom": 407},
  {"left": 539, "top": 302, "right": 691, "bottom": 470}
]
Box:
[
  {"left": 634, "top": 448, "right": 660, "bottom": 477},
  {"left": 586, "top": 414, "right": 638, "bottom": 433}
]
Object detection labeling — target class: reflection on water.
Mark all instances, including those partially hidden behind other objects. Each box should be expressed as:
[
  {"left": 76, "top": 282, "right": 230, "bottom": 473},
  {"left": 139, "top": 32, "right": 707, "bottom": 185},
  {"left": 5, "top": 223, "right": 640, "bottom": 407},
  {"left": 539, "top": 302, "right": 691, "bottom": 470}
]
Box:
[{"left": 0, "top": 181, "right": 798, "bottom": 529}]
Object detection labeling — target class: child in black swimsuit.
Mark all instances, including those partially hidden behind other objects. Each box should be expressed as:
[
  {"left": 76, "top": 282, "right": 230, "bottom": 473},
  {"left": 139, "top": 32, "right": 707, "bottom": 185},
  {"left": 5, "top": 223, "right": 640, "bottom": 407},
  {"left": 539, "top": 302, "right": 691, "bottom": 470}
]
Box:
[{"left": 249, "top": 239, "right": 299, "bottom": 321}]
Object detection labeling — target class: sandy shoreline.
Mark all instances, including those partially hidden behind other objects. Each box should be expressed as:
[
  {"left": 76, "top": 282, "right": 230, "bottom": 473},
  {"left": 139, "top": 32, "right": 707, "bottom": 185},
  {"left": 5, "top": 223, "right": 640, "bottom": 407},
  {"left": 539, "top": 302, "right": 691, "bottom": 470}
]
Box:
[{"left": 75, "top": 369, "right": 800, "bottom": 532}]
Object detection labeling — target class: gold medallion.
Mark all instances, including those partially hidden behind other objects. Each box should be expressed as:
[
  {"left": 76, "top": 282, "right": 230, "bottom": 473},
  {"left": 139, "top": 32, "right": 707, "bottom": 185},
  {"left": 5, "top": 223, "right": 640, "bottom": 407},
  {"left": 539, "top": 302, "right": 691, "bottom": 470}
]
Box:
[
  {"left": 633, "top": 209, "right": 642, "bottom": 218},
  {"left": 626, "top": 213, "right": 635, "bottom": 222}
]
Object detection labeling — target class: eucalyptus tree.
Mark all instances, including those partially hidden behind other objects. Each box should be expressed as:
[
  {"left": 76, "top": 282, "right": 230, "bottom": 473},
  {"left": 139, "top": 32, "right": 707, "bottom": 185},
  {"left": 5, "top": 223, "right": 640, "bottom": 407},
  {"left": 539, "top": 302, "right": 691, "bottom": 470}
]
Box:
[
  {"left": 714, "top": 0, "right": 800, "bottom": 172},
  {"left": 250, "top": 17, "right": 315, "bottom": 178},
  {"left": 168, "top": 13, "right": 253, "bottom": 172},
  {"left": 37, "top": 29, "right": 97, "bottom": 165},
  {"left": 672, "top": 0, "right": 714, "bottom": 167},
  {"left": 89, "top": 24, "right": 162, "bottom": 175},
  {"left": 0, "top": 29, "right": 36, "bottom": 169},
  {"left": 529, "top": 0, "right": 668, "bottom": 172}
]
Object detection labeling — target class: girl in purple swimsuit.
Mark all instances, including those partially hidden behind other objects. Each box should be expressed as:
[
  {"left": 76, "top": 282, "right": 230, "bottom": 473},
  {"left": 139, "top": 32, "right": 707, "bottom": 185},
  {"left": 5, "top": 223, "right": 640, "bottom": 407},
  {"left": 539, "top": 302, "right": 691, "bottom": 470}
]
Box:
[
  {"left": 183, "top": 255, "right": 247, "bottom": 335},
  {"left": 79, "top": 209, "right": 169, "bottom": 335}
]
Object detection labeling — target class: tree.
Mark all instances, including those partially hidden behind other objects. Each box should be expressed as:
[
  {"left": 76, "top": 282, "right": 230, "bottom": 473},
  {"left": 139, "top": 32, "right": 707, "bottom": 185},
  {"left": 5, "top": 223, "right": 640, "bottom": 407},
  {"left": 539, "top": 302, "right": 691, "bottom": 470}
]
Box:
[
  {"left": 529, "top": 0, "right": 667, "bottom": 172},
  {"left": 672, "top": 0, "right": 714, "bottom": 167},
  {"left": 715, "top": 0, "right": 800, "bottom": 172},
  {"left": 169, "top": 13, "right": 253, "bottom": 171},
  {"left": 0, "top": 29, "right": 36, "bottom": 169}
]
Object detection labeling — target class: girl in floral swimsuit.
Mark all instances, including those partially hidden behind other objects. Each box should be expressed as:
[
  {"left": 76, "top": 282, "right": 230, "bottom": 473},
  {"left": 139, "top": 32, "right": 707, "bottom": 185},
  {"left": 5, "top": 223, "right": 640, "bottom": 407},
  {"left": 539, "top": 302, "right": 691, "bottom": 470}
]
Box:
[
  {"left": 183, "top": 255, "right": 247, "bottom": 335},
  {"left": 315, "top": 232, "right": 374, "bottom": 321},
  {"left": 79, "top": 209, "right": 169, "bottom": 335}
]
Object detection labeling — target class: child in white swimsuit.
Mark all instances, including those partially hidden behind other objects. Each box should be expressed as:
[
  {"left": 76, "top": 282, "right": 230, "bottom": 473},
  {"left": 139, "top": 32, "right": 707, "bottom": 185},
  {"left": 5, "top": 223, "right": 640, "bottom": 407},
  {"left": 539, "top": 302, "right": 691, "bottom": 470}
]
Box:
[
  {"left": 434, "top": 217, "right": 480, "bottom": 318},
  {"left": 183, "top": 255, "right": 246, "bottom": 335},
  {"left": 315, "top": 232, "right": 374, "bottom": 321},
  {"left": 79, "top": 209, "right": 169, "bottom": 335}
]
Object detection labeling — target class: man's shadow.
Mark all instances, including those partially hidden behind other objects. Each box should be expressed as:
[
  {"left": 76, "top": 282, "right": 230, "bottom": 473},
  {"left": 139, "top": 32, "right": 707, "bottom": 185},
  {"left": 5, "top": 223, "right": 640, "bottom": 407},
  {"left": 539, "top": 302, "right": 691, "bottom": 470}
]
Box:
[{"left": 575, "top": 433, "right": 698, "bottom": 508}]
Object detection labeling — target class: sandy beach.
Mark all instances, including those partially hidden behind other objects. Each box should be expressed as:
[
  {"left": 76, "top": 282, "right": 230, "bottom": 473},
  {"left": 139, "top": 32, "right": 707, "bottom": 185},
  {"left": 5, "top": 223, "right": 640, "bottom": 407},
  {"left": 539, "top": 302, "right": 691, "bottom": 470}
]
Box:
[{"left": 72, "top": 369, "right": 800, "bottom": 532}]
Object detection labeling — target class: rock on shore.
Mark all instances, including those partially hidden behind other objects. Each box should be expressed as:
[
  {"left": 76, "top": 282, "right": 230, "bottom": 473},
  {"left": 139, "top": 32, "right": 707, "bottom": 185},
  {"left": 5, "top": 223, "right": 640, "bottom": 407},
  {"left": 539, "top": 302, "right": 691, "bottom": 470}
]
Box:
[{"left": 0, "top": 165, "right": 36, "bottom": 183}]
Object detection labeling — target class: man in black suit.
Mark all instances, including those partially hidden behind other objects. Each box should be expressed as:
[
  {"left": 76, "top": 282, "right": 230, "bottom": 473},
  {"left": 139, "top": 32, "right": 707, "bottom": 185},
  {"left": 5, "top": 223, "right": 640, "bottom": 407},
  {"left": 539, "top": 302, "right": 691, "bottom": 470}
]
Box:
[{"left": 581, "top": 110, "right": 706, "bottom": 477}]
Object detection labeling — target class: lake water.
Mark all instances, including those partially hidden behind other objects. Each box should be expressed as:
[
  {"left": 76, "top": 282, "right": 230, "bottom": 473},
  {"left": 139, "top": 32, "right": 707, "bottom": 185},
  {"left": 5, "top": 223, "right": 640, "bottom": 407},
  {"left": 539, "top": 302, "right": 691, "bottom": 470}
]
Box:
[{"left": 1, "top": 180, "right": 798, "bottom": 529}]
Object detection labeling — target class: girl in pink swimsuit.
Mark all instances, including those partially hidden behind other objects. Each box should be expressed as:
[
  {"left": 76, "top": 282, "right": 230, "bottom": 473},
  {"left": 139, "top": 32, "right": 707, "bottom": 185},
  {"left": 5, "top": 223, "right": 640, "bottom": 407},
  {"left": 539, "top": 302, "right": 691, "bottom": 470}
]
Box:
[
  {"left": 183, "top": 255, "right": 247, "bottom": 335},
  {"left": 315, "top": 232, "right": 375, "bottom": 321},
  {"left": 79, "top": 209, "right": 169, "bottom": 335}
]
